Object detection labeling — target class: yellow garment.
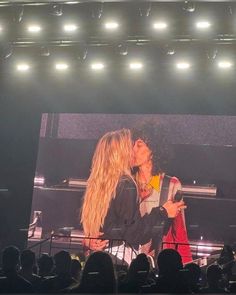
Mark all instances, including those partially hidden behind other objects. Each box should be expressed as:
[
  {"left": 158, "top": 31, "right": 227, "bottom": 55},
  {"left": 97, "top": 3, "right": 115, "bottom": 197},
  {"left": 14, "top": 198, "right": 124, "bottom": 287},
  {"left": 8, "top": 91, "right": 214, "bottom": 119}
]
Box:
[{"left": 148, "top": 174, "right": 161, "bottom": 192}]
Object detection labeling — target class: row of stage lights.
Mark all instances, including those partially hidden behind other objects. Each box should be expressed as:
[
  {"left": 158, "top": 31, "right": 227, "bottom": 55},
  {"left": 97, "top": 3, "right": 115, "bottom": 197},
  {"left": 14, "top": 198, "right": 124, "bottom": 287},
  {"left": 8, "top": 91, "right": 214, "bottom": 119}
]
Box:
[
  {"left": 0, "top": 20, "right": 220, "bottom": 35},
  {"left": 14, "top": 59, "right": 234, "bottom": 73}
]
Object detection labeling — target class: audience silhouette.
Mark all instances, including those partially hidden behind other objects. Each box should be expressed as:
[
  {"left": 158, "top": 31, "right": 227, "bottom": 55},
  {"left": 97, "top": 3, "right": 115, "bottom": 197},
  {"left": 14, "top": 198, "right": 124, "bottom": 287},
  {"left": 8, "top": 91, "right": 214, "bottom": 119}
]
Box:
[
  {"left": 40, "top": 250, "right": 77, "bottom": 292},
  {"left": 37, "top": 253, "right": 54, "bottom": 278},
  {"left": 70, "top": 251, "right": 116, "bottom": 293},
  {"left": 0, "top": 246, "right": 33, "bottom": 293},
  {"left": 19, "top": 249, "right": 41, "bottom": 292},
  {"left": 0, "top": 244, "right": 235, "bottom": 293}
]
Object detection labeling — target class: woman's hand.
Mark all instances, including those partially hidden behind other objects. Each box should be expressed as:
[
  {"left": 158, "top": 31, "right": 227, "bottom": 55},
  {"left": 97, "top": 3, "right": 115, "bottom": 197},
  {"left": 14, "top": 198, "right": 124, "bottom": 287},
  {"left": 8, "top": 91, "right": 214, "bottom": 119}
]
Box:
[
  {"left": 83, "top": 232, "right": 108, "bottom": 251},
  {"left": 162, "top": 200, "right": 186, "bottom": 218}
]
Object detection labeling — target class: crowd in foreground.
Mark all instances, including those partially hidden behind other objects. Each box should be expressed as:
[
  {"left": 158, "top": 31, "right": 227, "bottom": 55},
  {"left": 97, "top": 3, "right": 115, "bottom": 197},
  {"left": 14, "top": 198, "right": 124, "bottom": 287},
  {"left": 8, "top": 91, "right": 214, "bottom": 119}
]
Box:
[{"left": 0, "top": 245, "right": 236, "bottom": 293}]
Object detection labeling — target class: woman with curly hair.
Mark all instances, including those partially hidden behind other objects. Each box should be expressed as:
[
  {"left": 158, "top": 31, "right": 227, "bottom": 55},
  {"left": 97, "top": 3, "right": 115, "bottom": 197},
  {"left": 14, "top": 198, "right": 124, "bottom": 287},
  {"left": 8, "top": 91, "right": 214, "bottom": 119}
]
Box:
[{"left": 132, "top": 121, "right": 192, "bottom": 264}]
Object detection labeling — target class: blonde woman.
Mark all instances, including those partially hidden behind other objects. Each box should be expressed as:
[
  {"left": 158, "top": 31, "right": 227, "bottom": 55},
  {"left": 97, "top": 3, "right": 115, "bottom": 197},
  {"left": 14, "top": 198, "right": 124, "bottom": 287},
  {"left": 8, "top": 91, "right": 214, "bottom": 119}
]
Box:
[{"left": 81, "top": 129, "right": 186, "bottom": 264}]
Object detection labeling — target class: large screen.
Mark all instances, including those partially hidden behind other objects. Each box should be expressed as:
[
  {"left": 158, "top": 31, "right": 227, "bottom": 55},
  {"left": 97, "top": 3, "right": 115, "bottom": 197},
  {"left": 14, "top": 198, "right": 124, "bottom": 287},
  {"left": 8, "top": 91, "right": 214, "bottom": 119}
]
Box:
[{"left": 28, "top": 113, "right": 236, "bottom": 246}]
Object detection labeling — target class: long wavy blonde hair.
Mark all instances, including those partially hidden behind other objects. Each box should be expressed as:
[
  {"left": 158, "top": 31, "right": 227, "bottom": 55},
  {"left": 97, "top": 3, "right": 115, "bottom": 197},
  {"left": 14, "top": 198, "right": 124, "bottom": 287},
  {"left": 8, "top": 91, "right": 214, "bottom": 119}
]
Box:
[{"left": 81, "top": 129, "right": 133, "bottom": 237}]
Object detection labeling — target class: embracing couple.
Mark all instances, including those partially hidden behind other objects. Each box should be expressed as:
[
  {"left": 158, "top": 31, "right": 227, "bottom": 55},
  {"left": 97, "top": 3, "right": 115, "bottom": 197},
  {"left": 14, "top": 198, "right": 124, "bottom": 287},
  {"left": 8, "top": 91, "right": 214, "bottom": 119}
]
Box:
[{"left": 81, "top": 122, "right": 192, "bottom": 265}]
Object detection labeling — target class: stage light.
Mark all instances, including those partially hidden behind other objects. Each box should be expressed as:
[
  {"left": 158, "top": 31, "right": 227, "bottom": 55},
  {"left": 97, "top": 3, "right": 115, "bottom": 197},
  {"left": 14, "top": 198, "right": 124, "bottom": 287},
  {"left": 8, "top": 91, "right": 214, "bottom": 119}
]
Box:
[
  {"left": 63, "top": 24, "right": 78, "bottom": 32},
  {"left": 153, "top": 22, "right": 167, "bottom": 30},
  {"left": 176, "top": 62, "right": 190, "bottom": 70},
  {"left": 183, "top": 1, "right": 195, "bottom": 13},
  {"left": 28, "top": 25, "right": 41, "bottom": 33},
  {"left": 92, "top": 3, "right": 103, "bottom": 19},
  {"left": 14, "top": 5, "right": 24, "bottom": 23},
  {"left": 17, "top": 63, "right": 30, "bottom": 72},
  {"left": 217, "top": 61, "right": 233, "bottom": 69},
  {"left": 51, "top": 4, "right": 63, "bottom": 16},
  {"left": 55, "top": 63, "right": 69, "bottom": 71},
  {"left": 104, "top": 21, "right": 119, "bottom": 30},
  {"left": 129, "top": 62, "right": 143, "bottom": 70},
  {"left": 91, "top": 62, "right": 105, "bottom": 70},
  {"left": 34, "top": 176, "right": 45, "bottom": 186},
  {"left": 139, "top": 3, "right": 152, "bottom": 17},
  {"left": 164, "top": 44, "right": 175, "bottom": 56},
  {"left": 196, "top": 21, "right": 211, "bottom": 29},
  {"left": 207, "top": 48, "right": 218, "bottom": 60},
  {"left": 77, "top": 44, "right": 88, "bottom": 61},
  {"left": 117, "top": 43, "right": 128, "bottom": 56},
  {"left": 167, "top": 48, "right": 175, "bottom": 55},
  {"left": 40, "top": 46, "right": 50, "bottom": 57},
  {"left": 0, "top": 43, "right": 13, "bottom": 59}
]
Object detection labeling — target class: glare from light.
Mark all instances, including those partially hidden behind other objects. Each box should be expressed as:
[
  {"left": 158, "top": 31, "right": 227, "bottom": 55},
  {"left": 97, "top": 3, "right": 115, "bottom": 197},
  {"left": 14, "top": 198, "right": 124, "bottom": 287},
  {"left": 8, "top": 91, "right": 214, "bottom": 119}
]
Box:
[
  {"left": 0, "top": 26, "right": 2, "bottom": 32},
  {"left": 104, "top": 22, "right": 119, "bottom": 30},
  {"left": 64, "top": 24, "right": 78, "bottom": 32},
  {"left": 91, "top": 62, "right": 105, "bottom": 70},
  {"left": 196, "top": 253, "right": 211, "bottom": 257},
  {"left": 34, "top": 176, "right": 45, "bottom": 186},
  {"left": 176, "top": 62, "right": 190, "bottom": 70},
  {"left": 129, "top": 62, "right": 143, "bottom": 70},
  {"left": 218, "top": 61, "right": 233, "bottom": 69},
  {"left": 196, "top": 21, "right": 211, "bottom": 29},
  {"left": 153, "top": 22, "right": 168, "bottom": 30},
  {"left": 17, "top": 63, "right": 30, "bottom": 72},
  {"left": 28, "top": 25, "right": 41, "bottom": 33},
  {"left": 55, "top": 63, "right": 69, "bottom": 71}
]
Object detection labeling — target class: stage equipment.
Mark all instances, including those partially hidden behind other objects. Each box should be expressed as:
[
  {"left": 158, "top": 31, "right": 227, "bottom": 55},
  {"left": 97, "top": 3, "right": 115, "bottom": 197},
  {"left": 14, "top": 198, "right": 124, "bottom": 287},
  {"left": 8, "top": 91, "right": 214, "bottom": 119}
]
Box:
[
  {"left": 138, "top": 2, "right": 151, "bottom": 17},
  {"left": 40, "top": 46, "right": 50, "bottom": 57},
  {"left": 28, "top": 211, "right": 42, "bottom": 239},
  {"left": 34, "top": 176, "right": 45, "bottom": 186},
  {"left": 51, "top": 4, "right": 63, "bottom": 16},
  {"left": 92, "top": 2, "right": 103, "bottom": 19},
  {"left": 63, "top": 178, "right": 87, "bottom": 188},
  {"left": 183, "top": 1, "right": 195, "bottom": 13},
  {"left": 13, "top": 5, "right": 24, "bottom": 23},
  {"left": 182, "top": 184, "right": 217, "bottom": 197},
  {"left": 62, "top": 178, "right": 217, "bottom": 197},
  {"left": 0, "top": 43, "right": 13, "bottom": 59},
  {"left": 117, "top": 42, "right": 128, "bottom": 56}
]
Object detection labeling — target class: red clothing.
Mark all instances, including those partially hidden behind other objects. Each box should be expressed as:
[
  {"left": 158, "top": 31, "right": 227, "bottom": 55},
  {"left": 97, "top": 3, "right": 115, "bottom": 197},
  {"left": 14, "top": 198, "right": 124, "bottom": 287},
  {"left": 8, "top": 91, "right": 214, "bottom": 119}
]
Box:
[
  {"left": 163, "top": 211, "right": 192, "bottom": 264},
  {"left": 139, "top": 175, "right": 192, "bottom": 264}
]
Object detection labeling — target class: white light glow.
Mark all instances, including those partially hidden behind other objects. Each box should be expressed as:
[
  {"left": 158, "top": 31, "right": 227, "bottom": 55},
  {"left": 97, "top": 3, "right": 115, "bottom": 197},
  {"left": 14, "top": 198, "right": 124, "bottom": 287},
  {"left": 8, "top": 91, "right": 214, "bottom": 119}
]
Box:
[
  {"left": 28, "top": 25, "right": 41, "bottom": 33},
  {"left": 129, "top": 62, "right": 143, "bottom": 70},
  {"left": 34, "top": 176, "right": 45, "bottom": 186},
  {"left": 218, "top": 61, "right": 233, "bottom": 69},
  {"left": 55, "top": 63, "right": 69, "bottom": 70},
  {"left": 198, "top": 245, "right": 213, "bottom": 250},
  {"left": 104, "top": 22, "right": 119, "bottom": 30},
  {"left": 153, "top": 22, "right": 167, "bottom": 30},
  {"left": 176, "top": 62, "right": 190, "bottom": 70},
  {"left": 196, "top": 21, "right": 211, "bottom": 29},
  {"left": 17, "top": 64, "right": 30, "bottom": 71},
  {"left": 64, "top": 24, "right": 78, "bottom": 32},
  {"left": 197, "top": 253, "right": 211, "bottom": 257},
  {"left": 91, "top": 63, "right": 105, "bottom": 70}
]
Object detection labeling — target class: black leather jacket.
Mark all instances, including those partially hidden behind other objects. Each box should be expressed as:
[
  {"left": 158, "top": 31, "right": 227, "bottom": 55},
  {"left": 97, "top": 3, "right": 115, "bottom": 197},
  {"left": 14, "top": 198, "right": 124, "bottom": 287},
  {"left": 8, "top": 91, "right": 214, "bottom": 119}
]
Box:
[{"left": 102, "top": 175, "right": 168, "bottom": 250}]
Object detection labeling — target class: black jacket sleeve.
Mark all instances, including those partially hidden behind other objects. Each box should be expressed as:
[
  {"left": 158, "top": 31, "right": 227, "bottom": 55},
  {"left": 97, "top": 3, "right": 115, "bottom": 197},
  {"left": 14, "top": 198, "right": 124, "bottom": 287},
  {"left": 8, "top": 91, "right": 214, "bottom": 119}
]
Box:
[{"left": 102, "top": 176, "right": 168, "bottom": 248}]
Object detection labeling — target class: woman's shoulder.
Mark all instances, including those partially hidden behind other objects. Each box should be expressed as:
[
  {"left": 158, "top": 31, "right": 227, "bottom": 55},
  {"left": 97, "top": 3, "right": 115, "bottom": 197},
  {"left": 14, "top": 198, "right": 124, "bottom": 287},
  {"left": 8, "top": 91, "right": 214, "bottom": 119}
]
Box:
[
  {"left": 117, "top": 175, "right": 137, "bottom": 194},
  {"left": 119, "top": 174, "right": 135, "bottom": 185}
]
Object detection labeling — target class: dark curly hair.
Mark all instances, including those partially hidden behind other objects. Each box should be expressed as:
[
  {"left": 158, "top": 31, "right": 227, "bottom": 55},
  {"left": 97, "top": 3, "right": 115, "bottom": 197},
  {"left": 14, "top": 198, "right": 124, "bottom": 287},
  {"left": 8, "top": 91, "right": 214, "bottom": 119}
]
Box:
[{"left": 131, "top": 120, "right": 172, "bottom": 175}]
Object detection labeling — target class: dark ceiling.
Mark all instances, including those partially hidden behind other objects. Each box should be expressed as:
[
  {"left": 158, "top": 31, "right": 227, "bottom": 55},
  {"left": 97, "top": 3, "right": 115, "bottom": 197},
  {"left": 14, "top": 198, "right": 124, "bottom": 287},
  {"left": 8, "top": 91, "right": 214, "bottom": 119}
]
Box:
[{"left": 0, "top": 1, "right": 235, "bottom": 115}]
